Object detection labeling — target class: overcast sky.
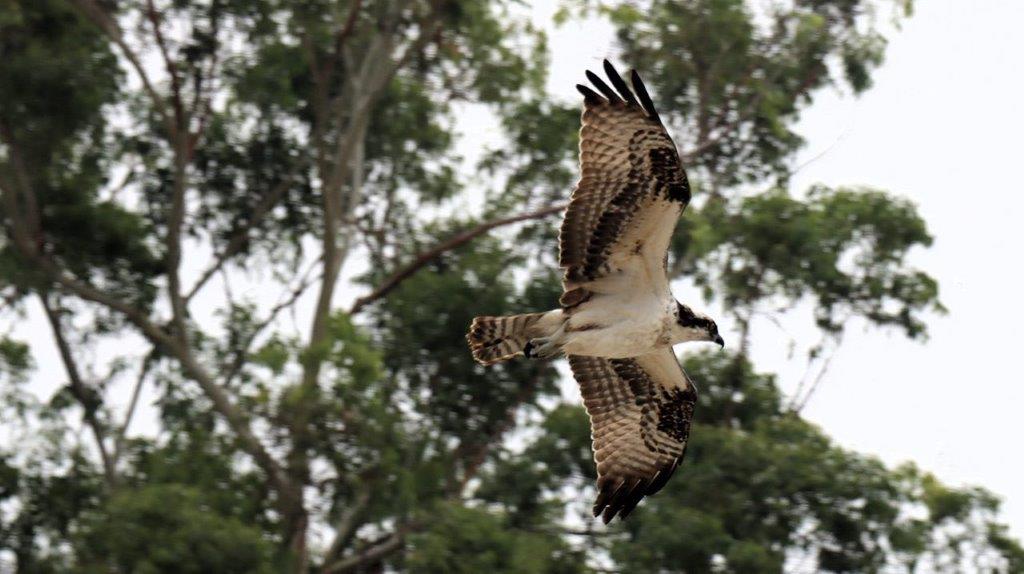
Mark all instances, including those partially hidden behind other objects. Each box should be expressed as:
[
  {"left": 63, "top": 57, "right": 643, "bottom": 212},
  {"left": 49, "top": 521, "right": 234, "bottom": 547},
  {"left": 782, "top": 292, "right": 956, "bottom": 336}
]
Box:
[
  {"left": 9, "top": 0, "right": 1024, "bottom": 545},
  {"left": 528, "top": 0, "right": 1024, "bottom": 538},
  {"left": 767, "top": 0, "right": 1024, "bottom": 537}
]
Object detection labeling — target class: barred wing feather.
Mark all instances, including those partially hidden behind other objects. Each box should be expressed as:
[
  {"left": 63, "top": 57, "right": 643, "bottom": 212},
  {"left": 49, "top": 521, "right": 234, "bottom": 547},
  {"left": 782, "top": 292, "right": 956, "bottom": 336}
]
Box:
[
  {"left": 568, "top": 348, "right": 697, "bottom": 523},
  {"left": 560, "top": 61, "right": 690, "bottom": 305}
]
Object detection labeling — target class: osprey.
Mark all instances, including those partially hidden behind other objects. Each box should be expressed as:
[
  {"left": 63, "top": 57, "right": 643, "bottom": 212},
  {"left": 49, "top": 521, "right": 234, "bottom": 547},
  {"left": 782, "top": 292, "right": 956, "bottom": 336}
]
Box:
[{"left": 466, "top": 60, "right": 723, "bottom": 523}]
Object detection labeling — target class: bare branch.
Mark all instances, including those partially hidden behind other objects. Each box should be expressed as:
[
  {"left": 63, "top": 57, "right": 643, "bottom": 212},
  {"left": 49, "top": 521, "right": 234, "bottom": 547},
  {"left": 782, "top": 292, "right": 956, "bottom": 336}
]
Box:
[
  {"left": 69, "top": 0, "right": 176, "bottom": 137},
  {"left": 0, "top": 123, "right": 40, "bottom": 250},
  {"left": 112, "top": 350, "right": 156, "bottom": 465},
  {"left": 334, "top": 0, "right": 364, "bottom": 58},
  {"left": 350, "top": 203, "right": 566, "bottom": 315},
  {"left": 555, "top": 528, "right": 620, "bottom": 538},
  {"left": 164, "top": 163, "right": 189, "bottom": 343},
  {"left": 7, "top": 234, "right": 299, "bottom": 517},
  {"left": 307, "top": 98, "right": 371, "bottom": 360},
  {"left": 679, "top": 63, "right": 825, "bottom": 166},
  {"left": 105, "top": 164, "right": 138, "bottom": 204},
  {"left": 680, "top": 128, "right": 735, "bottom": 163},
  {"left": 293, "top": 6, "right": 445, "bottom": 560},
  {"left": 284, "top": 6, "right": 421, "bottom": 563},
  {"left": 521, "top": 525, "right": 620, "bottom": 538},
  {"left": 138, "top": 2, "right": 191, "bottom": 345},
  {"left": 309, "top": 3, "right": 441, "bottom": 354},
  {"left": 790, "top": 330, "right": 844, "bottom": 413},
  {"left": 189, "top": 61, "right": 217, "bottom": 153},
  {"left": 793, "top": 352, "right": 836, "bottom": 414},
  {"left": 185, "top": 176, "right": 297, "bottom": 302},
  {"left": 171, "top": 342, "right": 300, "bottom": 511},
  {"left": 322, "top": 526, "right": 412, "bottom": 574},
  {"left": 317, "top": 0, "right": 366, "bottom": 101},
  {"left": 223, "top": 265, "right": 323, "bottom": 388},
  {"left": 144, "top": 0, "right": 186, "bottom": 132},
  {"left": 40, "top": 294, "right": 117, "bottom": 486},
  {"left": 679, "top": 100, "right": 756, "bottom": 163},
  {"left": 303, "top": 30, "right": 329, "bottom": 140},
  {"left": 71, "top": 0, "right": 191, "bottom": 343},
  {"left": 323, "top": 486, "right": 372, "bottom": 566},
  {"left": 446, "top": 367, "right": 550, "bottom": 500},
  {"left": 305, "top": 49, "right": 386, "bottom": 370}
]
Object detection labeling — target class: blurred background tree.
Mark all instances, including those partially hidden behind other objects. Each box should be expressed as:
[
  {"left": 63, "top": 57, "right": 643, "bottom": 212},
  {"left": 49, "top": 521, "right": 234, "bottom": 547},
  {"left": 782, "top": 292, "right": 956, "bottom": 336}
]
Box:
[{"left": 0, "top": 0, "right": 1020, "bottom": 572}]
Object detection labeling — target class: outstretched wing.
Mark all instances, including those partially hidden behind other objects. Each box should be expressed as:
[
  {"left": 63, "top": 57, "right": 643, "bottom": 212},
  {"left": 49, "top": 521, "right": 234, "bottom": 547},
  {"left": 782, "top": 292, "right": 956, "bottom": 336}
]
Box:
[
  {"left": 560, "top": 60, "right": 690, "bottom": 303},
  {"left": 568, "top": 349, "right": 697, "bottom": 523}
]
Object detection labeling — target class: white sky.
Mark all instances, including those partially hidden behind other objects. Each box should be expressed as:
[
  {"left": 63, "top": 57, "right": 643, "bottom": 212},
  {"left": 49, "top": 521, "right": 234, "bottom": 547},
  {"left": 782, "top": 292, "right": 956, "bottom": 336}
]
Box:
[
  {"left": 772, "top": 0, "right": 1024, "bottom": 539},
  {"left": 6, "top": 0, "right": 1024, "bottom": 549}
]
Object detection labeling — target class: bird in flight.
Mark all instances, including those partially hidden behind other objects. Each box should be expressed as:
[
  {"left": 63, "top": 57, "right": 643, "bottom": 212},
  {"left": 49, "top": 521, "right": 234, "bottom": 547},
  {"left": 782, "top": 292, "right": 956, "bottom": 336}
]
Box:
[{"left": 466, "top": 60, "right": 723, "bottom": 523}]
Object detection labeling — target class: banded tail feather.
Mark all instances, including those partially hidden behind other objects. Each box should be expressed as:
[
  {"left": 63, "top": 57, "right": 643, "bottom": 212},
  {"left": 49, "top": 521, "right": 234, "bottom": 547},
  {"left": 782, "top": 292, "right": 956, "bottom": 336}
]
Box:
[{"left": 467, "top": 313, "right": 546, "bottom": 365}]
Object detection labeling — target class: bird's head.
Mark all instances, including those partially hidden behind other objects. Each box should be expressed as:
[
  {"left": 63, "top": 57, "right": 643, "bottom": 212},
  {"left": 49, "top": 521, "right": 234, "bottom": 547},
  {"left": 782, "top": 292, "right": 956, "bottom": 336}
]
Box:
[{"left": 674, "top": 302, "right": 724, "bottom": 347}]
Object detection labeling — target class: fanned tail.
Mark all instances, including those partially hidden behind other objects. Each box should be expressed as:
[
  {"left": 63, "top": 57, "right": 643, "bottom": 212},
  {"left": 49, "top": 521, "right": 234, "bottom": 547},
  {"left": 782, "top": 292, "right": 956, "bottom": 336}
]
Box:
[{"left": 467, "top": 313, "right": 546, "bottom": 365}]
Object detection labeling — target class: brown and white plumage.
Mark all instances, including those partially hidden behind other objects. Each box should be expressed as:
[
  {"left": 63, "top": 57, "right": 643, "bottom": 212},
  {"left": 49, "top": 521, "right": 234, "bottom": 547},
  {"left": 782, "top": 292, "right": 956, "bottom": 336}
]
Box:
[
  {"left": 559, "top": 62, "right": 698, "bottom": 520},
  {"left": 467, "top": 313, "right": 549, "bottom": 365},
  {"left": 570, "top": 349, "right": 696, "bottom": 522},
  {"left": 466, "top": 60, "right": 719, "bottom": 524},
  {"left": 559, "top": 60, "right": 690, "bottom": 308}
]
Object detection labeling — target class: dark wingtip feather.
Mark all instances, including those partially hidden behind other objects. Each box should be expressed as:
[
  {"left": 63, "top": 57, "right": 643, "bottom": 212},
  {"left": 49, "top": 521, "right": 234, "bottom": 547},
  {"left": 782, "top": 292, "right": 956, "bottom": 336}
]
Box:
[
  {"left": 593, "top": 462, "right": 684, "bottom": 523},
  {"left": 630, "top": 69, "right": 662, "bottom": 124},
  {"left": 585, "top": 69, "right": 622, "bottom": 104},
  {"left": 593, "top": 479, "right": 614, "bottom": 518},
  {"left": 594, "top": 478, "right": 625, "bottom": 521},
  {"left": 576, "top": 84, "right": 604, "bottom": 106},
  {"left": 617, "top": 480, "right": 650, "bottom": 520},
  {"left": 602, "top": 60, "right": 639, "bottom": 106},
  {"left": 599, "top": 478, "right": 643, "bottom": 523},
  {"left": 646, "top": 461, "right": 680, "bottom": 496}
]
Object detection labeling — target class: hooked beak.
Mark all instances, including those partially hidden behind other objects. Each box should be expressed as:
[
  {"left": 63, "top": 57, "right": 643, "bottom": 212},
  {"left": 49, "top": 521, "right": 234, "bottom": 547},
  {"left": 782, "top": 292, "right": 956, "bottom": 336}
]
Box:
[{"left": 714, "top": 334, "right": 725, "bottom": 348}]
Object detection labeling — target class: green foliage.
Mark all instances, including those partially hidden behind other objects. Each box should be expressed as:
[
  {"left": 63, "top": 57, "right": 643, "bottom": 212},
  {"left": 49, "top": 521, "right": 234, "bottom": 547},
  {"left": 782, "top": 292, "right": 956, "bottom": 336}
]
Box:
[
  {"left": 495, "top": 352, "right": 1018, "bottom": 573},
  {"left": 74, "top": 485, "right": 274, "bottom": 574},
  {"left": 405, "top": 503, "right": 588, "bottom": 574},
  {"left": 476, "top": 412, "right": 588, "bottom": 527},
  {"left": 483, "top": 101, "right": 582, "bottom": 213},
  {"left": 253, "top": 336, "right": 291, "bottom": 375},
  {"left": 0, "top": 0, "right": 161, "bottom": 307},
  {"left": 682, "top": 185, "right": 944, "bottom": 337},
  {"left": 127, "top": 431, "right": 272, "bottom": 528},
  {"left": 0, "top": 0, "right": 118, "bottom": 164},
  {"left": 0, "top": 335, "right": 31, "bottom": 382},
  {"left": 0, "top": 447, "right": 103, "bottom": 573},
  {"left": 563, "top": 0, "right": 906, "bottom": 186},
  {"left": 373, "top": 236, "right": 561, "bottom": 437}
]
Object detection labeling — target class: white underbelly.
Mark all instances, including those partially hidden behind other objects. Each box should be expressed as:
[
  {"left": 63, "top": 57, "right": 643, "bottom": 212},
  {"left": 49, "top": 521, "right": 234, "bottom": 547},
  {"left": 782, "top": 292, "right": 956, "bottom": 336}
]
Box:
[
  {"left": 563, "top": 322, "right": 662, "bottom": 358},
  {"left": 562, "top": 292, "right": 674, "bottom": 358}
]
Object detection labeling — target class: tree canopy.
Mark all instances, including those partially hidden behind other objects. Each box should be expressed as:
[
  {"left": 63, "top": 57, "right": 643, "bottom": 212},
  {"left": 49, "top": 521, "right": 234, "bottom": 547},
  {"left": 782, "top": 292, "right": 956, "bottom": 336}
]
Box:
[{"left": 0, "top": 0, "right": 1020, "bottom": 572}]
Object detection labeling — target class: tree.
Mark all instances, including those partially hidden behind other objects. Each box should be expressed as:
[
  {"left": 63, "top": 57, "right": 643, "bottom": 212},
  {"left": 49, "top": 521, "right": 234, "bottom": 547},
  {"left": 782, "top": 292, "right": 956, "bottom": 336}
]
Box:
[{"left": 0, "top": 0, "right": 1020, "bottom": 572}]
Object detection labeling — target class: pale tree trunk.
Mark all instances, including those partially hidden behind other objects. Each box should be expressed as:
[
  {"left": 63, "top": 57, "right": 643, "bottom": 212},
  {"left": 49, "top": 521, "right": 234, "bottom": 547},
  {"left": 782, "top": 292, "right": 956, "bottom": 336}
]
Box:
[{"left": 4, "top": 2, "right": 483, "bottom": 571}]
